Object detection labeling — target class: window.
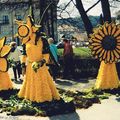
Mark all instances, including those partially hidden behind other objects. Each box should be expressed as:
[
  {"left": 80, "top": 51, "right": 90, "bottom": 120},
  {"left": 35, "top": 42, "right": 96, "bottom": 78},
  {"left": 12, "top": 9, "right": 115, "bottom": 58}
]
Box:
[
  {"left": 16, "top": 15, "right": 22, "bottom": 20},
  {"left": 2, "top": 15, "right": 9, "bottom": 24}
]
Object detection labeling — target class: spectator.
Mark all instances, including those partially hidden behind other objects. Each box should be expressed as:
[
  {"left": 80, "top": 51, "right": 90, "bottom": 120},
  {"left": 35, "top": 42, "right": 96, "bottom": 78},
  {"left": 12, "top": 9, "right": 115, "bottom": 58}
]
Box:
[
  {"left": 63, "top": 38, "right": 74, "bottom": 79},
  {"left": 48, "top": 37, "right": 59, "bottom": 79},
  {"left": 8, "top": 42, "right": 22, "bottom": 82}
]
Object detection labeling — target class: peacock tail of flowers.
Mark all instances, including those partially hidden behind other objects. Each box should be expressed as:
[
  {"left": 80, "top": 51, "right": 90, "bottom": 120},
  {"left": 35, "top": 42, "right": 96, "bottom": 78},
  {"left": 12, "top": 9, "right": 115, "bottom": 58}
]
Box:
[{"left": 89, "top": 22, "right": 120, "bottom": 63}]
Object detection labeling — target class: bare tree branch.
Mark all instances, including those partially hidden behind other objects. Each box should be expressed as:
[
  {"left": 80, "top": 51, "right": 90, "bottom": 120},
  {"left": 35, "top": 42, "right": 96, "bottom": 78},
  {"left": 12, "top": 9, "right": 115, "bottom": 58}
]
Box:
[
  {"left": 57, "top": 6, "right": 71, "bottom": 18},
  {"left": 71, "top": 0, "right": 76, "bottom": 6},
  {"left": 59, "top": 0, "right": 72, "bottom": 15},
  {"left": 86, "top": 0, "right": 101, "bottom": 13}
]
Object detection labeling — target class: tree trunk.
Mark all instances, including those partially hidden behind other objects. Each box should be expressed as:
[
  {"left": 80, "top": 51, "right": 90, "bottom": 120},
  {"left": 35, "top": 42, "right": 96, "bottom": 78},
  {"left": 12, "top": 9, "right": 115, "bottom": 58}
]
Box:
[
  {"left": 100, "top": 0, "right": 111, "bottom": 23},
  {"left": 39, "top": 0, "right": 46, "bottom": 31},
  {"left": 75, "top": 0, "right": 93, "bottom": 36},
  {"left": 29, "top": 0, "right": 34, "bottom": 19}
]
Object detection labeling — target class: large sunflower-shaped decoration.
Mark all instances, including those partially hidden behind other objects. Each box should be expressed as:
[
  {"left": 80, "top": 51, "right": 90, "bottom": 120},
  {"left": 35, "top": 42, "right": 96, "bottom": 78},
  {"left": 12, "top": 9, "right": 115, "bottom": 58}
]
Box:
[
  {"left": 0, "top": 37, "right": 11, "bottom": 72},
  {"left": 15, "top": 16, "right": 41, "bottom": 44},
  {"left": 89, "top": 22, "right": 120, "bottom": 63}
]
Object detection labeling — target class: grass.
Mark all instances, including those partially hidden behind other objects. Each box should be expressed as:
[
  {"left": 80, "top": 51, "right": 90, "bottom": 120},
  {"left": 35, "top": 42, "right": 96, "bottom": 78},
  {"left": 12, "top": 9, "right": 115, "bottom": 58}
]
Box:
[{"left": 58, "top": 47, "right": 92, "bottom": 58}]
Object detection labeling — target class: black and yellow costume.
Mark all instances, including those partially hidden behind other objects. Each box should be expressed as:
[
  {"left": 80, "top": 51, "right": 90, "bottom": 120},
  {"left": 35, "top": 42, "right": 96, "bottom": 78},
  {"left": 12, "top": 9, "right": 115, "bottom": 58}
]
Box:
[{"left": 16, "top": 16, "right": 60, "bottom": 102}]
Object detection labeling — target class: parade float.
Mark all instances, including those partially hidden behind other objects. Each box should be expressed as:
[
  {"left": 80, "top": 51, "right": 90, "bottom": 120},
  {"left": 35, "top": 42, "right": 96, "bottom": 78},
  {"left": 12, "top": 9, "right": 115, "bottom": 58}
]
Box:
[{"left": 89, "top": 22, "right": 120, "bottom": 89}]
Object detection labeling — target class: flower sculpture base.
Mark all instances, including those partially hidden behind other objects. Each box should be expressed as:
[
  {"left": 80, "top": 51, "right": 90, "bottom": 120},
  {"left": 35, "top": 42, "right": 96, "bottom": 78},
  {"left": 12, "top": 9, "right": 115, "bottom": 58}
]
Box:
[{"left": 95, "top": 61, "right": 119, "bottom": 89}]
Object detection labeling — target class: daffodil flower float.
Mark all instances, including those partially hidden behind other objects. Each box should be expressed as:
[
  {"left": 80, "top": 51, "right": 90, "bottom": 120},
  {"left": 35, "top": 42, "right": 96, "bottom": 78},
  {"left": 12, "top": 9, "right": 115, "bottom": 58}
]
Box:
[
  {"left": 89, "top": 22, "right": 120, "bottom": 89},
  {"left": 0, "top": 37, "right": 13, "bottom": 91}
]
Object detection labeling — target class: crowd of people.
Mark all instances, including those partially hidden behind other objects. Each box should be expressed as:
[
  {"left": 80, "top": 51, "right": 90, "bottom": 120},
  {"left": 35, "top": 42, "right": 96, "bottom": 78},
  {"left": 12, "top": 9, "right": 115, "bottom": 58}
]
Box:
[{"left": 7, "top": 35, "right": 75, "bottom": 82}]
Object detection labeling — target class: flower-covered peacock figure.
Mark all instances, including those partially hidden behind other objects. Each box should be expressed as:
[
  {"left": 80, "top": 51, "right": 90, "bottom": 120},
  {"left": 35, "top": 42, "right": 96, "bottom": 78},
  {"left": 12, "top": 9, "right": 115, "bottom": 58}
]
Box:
[
  {"left": 89, "top": 22, "right": 120, "bottom": 89},
  {"left": 16, "top": 16, "right": 60, "bottom": 102},
  {"left": 0, "top": 37, "right": 13, "bottom": 91}
]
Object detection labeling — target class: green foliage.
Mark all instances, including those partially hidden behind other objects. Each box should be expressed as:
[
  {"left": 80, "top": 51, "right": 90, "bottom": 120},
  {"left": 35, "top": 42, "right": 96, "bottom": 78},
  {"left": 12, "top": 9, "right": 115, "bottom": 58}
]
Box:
[
  {"left": 0, "top": 87, "right": 120, "bottom": 116},
  {"left": 58, "top": 47, "right": 92, "bottom": 58}
]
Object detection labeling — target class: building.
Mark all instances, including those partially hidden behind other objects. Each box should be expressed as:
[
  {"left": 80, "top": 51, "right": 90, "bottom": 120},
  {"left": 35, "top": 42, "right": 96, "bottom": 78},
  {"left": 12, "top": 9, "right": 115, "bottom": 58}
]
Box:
[{"left": 0, "top": 0, "right": 59, "bottom": 45}]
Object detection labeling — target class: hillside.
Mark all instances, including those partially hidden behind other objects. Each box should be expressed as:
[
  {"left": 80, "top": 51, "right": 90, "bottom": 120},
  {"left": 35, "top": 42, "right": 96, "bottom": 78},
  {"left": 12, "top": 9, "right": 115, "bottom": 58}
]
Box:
[
  {"left": 57, "top": 16, "right": 100, "bottom": 32},
  {"left": 57, "top": 16, "right": 100, "bottom": 41}
]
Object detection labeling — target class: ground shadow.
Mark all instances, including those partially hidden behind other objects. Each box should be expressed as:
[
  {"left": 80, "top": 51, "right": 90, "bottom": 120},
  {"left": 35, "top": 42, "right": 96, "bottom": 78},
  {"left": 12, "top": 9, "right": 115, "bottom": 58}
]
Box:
[
  {"left": 55, "top": 79, "right": 74, "bottom": 86},
  {"left": 73, "top": 78, "right": 89, "bottom": 83},
  {"left": 49, "top": 112, "right": 80, "bottom": 120}
]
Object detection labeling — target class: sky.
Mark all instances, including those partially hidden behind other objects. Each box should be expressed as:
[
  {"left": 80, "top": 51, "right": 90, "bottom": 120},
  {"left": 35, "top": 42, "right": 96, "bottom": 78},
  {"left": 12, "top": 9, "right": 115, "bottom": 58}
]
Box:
[{"left": 57, "top": 0, "right": 120, "bottom": 18}]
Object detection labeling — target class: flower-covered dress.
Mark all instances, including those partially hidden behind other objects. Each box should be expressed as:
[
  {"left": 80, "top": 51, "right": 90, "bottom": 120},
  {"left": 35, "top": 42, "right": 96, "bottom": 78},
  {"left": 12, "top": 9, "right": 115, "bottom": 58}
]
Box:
[
  {"left": 18, "top": 39, "right": 60, "bottom": 102},
  {"left": 0, "top": 37, "right": 13, "bottom": 91},
  {"left": 95, "top": 61, "right": 119, "bottom": 89}
]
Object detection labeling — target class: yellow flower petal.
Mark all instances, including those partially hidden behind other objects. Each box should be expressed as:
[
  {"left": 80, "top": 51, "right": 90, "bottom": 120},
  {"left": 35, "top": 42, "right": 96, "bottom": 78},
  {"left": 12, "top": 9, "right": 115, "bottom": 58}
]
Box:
[
  {"left": 116, "top": 36, "right": 120, "bottom": 40},
  {"left": 92, "top": 38, "right": 102, "bottom": 43},
  {"left": 103, "top": 25, "right": 108, "bottom": 35},
  {"left": 110, "top": 51, "right": 114, "bottom": 62},
  {"left": 113, "top": 50, "right": 119, "bottom": 59},
  {"left": 116, "top": 45, "right": 120, "bottom": 50},
  {"left": 0, "top": 58, "right": 8, "bottom": 72},
  {"left": 108, "top": 24, "right": 112, "bottom": 35},
  {"left": 91, "top": 42, "right": 101, "bottom": 46},
  {"left": 94, "top": 34, "right": 103, "bottom": 40},
  {"left": 106, "top": 50, "right": 111, "bottom": 62},
  {"left": 0, "top": 45, "right": 11, "bottom": 57},
  {"left": 114, "top": 29, "right": 120, "bottom": 38},
  {"left": 99, "top": 49, "right": 105, "bottom": 58},
  {"left": 0, "top": 37, "right": 6, "bottom": 50},
  {"left": 98, "top": 29, "right": 105, "bottom": 38},
  {"left": 115, "top": 48, "right": 120, "bottom": 54},
  {"left": 93, "top": 45, "right": 101, "bottom": 50},
  {"left": 96, "top": 47, "right": 103, "bottom": 54},
  {"left": 103, "top": 51, "right": 107, "bottom": 60},
  {"left": 111, "top": 26, "right": 117, "bottom": 35}
]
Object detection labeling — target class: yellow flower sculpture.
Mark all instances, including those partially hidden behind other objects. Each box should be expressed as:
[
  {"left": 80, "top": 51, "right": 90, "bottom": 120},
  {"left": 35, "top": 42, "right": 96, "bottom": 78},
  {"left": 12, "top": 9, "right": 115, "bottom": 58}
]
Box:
[
  {"left": 89, "top": 22, "right": 120, "bottom": 89},
  {"left": 0, "top": 37, "right": 11, "bottom": 72},
  {"left": 89, "top": 22, "right": 120, "bottom": 63},
  {"left": 16, "top": 16, "right": 40, "bottom": 45},
  {"left": 16, "top": 16, "right": 60, "bottom": 102},
  {"left": 0, "top": 37, "right": 13, "bottom": 91}
]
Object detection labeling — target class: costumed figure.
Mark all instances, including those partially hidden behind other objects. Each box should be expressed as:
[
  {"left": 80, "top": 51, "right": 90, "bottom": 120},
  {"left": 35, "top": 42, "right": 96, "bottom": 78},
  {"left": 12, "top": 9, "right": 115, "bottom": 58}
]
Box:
[
  {"left": 89, "top": 22, "right": 120, "bottom": 89},
  {"left": 8, "top": 42, "right": 22, "bottom": 82},
  {"left": 16, "top": 16, "right": 60, "bottom": 102},
  {"left": 0, "top": 37, "right": 13, "bottom": 91}
]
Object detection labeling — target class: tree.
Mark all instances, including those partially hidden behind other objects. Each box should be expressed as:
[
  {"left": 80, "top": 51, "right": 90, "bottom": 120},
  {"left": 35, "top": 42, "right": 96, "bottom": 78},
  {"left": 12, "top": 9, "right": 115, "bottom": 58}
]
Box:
[
  {"left": 75, "top": 0, "right": 93, "bottom": 36},
  {"left": 100, "top": 0, "right": 111, "bottom": 23},
  {"left": 58, "top": 0, "right": 120, "bottom": 36}
]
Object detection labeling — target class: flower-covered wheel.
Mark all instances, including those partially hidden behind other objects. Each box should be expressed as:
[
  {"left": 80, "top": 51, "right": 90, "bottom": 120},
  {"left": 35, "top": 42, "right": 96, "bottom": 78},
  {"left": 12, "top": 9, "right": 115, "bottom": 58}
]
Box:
[{"left": 89, "top": 22, "right": 120, "bottom": 63}]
